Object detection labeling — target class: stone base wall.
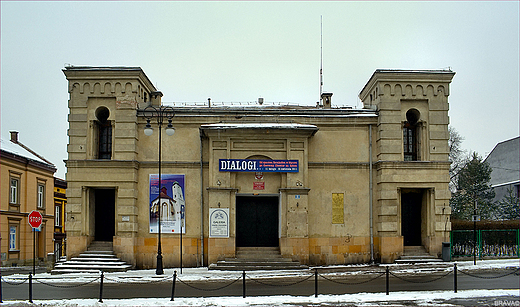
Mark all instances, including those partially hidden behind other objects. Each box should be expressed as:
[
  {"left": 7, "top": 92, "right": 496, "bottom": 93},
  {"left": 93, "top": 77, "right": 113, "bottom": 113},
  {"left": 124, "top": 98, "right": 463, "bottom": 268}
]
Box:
[
  {"left": 379, "top": 236, "right": 404, "bottom": 263},
  {"left": 281, "top": 237, "right": 373, "bottom": 265},
  {"left": 131, "top": 237, "right": 200, "bottom": 269},
  {"left": 65, "top": 235, "right": 89, "bottom": 260},
  {"left": 207, "top": 237, "right": 236, "bottom": 265}
]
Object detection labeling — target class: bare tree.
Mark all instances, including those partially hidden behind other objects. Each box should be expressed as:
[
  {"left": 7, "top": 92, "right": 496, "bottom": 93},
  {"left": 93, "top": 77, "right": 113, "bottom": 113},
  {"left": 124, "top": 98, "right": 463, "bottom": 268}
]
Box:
[{"left": 448, "top": 126, "right": 468, "bottom": 192}]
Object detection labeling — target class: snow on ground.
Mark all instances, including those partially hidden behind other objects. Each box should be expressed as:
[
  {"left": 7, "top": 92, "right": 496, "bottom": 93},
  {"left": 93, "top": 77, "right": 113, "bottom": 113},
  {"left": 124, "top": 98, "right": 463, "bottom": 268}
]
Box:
[
  {"left": 1, "top": 290, "right": 519, "bottom": 306},
  {"left": 4, "top": 258, "right": 514, "bottom": 284},
  {"left": 2, "top": 259, "right": 519, "bottom": 306}
]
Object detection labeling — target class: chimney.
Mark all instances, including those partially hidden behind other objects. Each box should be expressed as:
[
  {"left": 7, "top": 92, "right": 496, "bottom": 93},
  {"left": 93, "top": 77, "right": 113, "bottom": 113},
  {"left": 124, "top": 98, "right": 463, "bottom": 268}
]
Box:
[
  {"left": 150, "top": 91, "right": 163, "bottom": 107},
  {"left": 321, "top": 92, "right": 333, "bottom": 109},
  {"left": 258, "top": 98, "right": 264, "bottom": 105},
  {"left": 10, "top": 131, "right": 19, "bottom": 143}
]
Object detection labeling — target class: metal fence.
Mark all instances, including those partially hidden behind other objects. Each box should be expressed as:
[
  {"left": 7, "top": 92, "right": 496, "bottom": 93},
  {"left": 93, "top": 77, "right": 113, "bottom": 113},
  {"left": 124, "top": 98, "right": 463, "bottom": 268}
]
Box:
[{"left": 451, "top": 229, "right": 520, "bottom": 258}]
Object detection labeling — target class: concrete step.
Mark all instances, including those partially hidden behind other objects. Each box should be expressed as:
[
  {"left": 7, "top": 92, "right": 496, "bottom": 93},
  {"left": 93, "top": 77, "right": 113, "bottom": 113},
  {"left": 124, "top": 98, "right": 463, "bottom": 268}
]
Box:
[
  {"left": 210, "top": 246, "right": 308, "bottom": 271},
  {"left": 224, "top": 256, "right": 293, "bottom": 263},
  {"left": 70, "top": 257, "right": 122, "bottom": 262},
  {"left": 76, "top": 254, "right": 118, "bottom": 260},
  {"left": 396, "top": 246, "right": 442, "bottom": 264},
  {"left": 51, "top": 241, "right": 131, "bottom": 274},
  {"left": 395, "top": 258, "right": 443, "bottom": 264},
  {"left": 51, "top": 264, "right": 132, "bottom": 274},
  {"left": 87, "top": 241, "right": 114, "bottom": 251},
  {"left": 209, "top": 263, "right": 307, "bottom": 271}
]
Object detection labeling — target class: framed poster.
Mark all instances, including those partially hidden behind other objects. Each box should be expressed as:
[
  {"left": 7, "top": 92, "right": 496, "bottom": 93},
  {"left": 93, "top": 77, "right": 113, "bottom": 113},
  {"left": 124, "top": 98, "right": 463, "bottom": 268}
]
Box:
[
  {"left": 209, "top": 208, "right": 229, "bottom": 238},
  {"left": 149, "top": 174, "right": 186, "bottom": 234}
]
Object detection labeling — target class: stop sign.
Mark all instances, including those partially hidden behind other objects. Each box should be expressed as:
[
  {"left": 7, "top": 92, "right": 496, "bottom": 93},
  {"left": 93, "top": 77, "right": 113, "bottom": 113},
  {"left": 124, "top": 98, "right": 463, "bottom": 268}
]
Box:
[{"left": 28, "top": 210, "right": 43, "bottom": 229}]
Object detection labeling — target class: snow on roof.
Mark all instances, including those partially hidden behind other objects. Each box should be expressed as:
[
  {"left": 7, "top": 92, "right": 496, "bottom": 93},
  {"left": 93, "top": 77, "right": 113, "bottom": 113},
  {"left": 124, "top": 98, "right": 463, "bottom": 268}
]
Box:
[{"left": 0, "top": 137, "right": 55, "bottom": 167}]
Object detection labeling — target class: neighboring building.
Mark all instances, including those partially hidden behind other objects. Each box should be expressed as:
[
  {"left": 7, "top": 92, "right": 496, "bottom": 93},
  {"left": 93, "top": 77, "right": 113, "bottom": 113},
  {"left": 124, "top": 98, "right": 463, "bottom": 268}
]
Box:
[
  {"left": 1, "top": 131, "right": 56, "bottom": 266},
  {"left": 484, "top": 137, "right": 520, "bottom": 203},
  {"left": 63, "top": 67, "right": 454, "bottom": 267},
  {"left": 53, "top": 177, "right": 67, "bottom": 259}
]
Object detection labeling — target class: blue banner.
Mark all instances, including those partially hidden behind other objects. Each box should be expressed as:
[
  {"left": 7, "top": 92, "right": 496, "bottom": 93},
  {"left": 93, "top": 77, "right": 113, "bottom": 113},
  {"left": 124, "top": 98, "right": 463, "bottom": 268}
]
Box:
[{"left": 219, "top": 159, "right": 299, "bottom": 172}]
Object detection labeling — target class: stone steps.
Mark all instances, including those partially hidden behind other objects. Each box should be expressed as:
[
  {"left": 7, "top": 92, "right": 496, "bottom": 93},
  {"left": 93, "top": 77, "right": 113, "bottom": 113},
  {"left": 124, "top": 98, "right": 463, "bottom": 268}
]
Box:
[
  {"left": 395, "top": 246, "right": 443, "bottom": 264},
  {"left": 209, "top": 247, "right": 308, "bottom": 271},
  {"left": 51, "top": 241, "right": 131, "bottom": 274}
]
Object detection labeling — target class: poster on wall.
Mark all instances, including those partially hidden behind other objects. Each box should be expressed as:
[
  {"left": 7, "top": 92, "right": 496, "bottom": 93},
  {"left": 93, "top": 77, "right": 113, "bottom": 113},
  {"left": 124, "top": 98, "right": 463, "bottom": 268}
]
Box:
[
  {"left": 209, "top": 208, "right": 229, "bottom": 238},
  {"left": 149, "top": 174, "right": 186, "bottom": 234}
]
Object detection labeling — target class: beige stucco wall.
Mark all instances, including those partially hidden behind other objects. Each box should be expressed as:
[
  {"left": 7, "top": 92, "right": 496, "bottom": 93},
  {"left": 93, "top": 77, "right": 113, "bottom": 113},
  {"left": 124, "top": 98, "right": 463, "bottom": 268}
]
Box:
[{"left": 1, "top": 155, "right": 56, "bottom": 265}]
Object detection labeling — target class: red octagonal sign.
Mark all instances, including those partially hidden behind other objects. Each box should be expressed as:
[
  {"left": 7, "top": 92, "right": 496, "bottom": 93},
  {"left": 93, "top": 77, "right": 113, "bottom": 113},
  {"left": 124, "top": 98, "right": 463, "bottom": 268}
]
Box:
[{"left": 28, "top": 210, "right": 43, "bottom": 229}]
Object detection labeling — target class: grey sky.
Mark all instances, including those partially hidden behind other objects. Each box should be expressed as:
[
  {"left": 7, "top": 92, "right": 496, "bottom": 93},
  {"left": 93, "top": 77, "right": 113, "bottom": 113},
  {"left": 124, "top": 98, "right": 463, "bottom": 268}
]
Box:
[{"left": 1, "top": 1, "right": 519, "bottom": 179}]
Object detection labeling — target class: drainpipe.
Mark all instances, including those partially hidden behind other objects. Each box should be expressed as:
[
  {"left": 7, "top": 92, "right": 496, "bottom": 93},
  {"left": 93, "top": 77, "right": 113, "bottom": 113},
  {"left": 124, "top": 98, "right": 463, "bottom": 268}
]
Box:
[
  {"left": 200, "top": 131, "right": 205, "bottom": 267},
  {"left": 369, "top": 124, "right": 374, "bottom": 263}
]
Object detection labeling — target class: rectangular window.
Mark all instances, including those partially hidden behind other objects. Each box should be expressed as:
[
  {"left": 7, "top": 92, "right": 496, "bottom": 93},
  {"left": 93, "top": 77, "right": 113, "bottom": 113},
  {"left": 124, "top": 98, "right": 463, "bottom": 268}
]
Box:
[
  {"left": 9, "top": 225, "right": 18, "bottom": 251},
  {"left": 10, "top": 177, "right": 19, "bottom": 204},
  {"left": 37, "top": 183, "right": 45, "bottom": 208},
  {"left": 55, "top": 205, "right": 61, "bottom": 226}
]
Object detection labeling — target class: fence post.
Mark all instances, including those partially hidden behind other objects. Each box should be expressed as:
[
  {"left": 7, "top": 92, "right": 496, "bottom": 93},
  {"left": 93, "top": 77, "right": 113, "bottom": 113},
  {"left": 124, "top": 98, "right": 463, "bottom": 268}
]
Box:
[
  {"left": 453, "top": 263, "right": 457, "bottom": 293},
  {"left": 314, "top": 268, "right": 318, "bottom": 298},
  {"left": 479, "top": 230, "right": 483, "bottom": 260},
  {"left": 1, "top": 266, "right": 3, "bottom": 303},
  {"left": 516, "top": 229, "right": 520, "bottom": 257},
  {"left": 385, "top": 266, "right": 389, "bottom": 295},
  {"left": 99, "top": 271, "right": 104, "bottom": 303},
  {"left": 170, "top": 271, "right": 177, "bottom": 301},
  {"left": 242, "top": 271, "right": 246, "bottom": 298},
  {"left": 28, "top": 273, "right": 33, "bottom": 303}
]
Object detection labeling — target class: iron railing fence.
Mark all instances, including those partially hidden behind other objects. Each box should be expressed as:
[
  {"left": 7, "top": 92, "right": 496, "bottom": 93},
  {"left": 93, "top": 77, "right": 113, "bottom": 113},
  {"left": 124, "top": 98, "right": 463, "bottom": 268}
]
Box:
[{"left": 451, "top": 229, "right": 520, "bottom": 258}]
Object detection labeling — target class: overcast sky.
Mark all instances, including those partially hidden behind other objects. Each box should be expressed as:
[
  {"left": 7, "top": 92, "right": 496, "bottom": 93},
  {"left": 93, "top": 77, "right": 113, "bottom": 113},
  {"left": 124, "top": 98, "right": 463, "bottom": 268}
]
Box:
[{"left": 1, "top": 1, "right": 518, "bottom": 179}]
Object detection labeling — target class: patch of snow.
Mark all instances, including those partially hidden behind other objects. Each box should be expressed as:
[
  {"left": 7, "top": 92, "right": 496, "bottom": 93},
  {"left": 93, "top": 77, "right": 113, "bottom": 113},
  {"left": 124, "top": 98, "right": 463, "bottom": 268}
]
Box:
[{"left": 1, "top": 290, "right": 518, "bottom": 306}]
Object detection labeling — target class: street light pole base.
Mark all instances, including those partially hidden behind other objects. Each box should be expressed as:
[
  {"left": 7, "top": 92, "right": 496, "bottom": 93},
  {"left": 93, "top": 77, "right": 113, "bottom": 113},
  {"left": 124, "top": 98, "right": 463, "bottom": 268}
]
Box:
[{"left": 156, "top": 254, "right": 164, "bottom": 275}]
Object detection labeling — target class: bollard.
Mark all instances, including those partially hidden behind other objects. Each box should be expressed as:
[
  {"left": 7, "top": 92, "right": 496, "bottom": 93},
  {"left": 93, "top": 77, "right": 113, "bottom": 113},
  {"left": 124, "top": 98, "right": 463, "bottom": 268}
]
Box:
[
  {"left": 453, "top": 263, "right": 458, "bottom": 293},
  {"left": 29, "top": 273, "right": 33, "bottom": 303},
  {"left": 170, "top": 271, "right": 177, "bottom": 301},
  {"left": 314, "top": 268, "right": 318, "bottom": 298},
  {"left": 385, "top": 266, "right": 389, "bottom": 295},
  {"left": 99, "top": 271, "right": 104, "bottom": 303},
  {"left": 242, "top": 271, "right": 246, "bottom": 298}
]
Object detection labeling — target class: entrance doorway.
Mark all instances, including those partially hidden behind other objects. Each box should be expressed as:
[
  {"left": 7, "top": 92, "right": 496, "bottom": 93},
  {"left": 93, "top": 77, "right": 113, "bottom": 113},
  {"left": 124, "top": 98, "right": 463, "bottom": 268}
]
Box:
[
  {"left": 401, "top": 191, "right": 423, "bottom": 246},
  {"left": 236, "top": 195, "right": 279, "bottom": 247},
  {"left": 94, "top": 188, "right": 115, "bottom": 241}
]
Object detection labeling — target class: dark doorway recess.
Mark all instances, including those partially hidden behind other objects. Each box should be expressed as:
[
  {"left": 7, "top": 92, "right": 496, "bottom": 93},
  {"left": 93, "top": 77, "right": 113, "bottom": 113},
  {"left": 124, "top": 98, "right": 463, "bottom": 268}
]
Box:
[
  {"left": 236, "top": 195, "right": 279, "bottom": 247},
  {"left": 95, "top": 188, "right": 115, "bottom": 241},
  {"left": 401, "top": 192, "right": 422, "bottom": 246}
]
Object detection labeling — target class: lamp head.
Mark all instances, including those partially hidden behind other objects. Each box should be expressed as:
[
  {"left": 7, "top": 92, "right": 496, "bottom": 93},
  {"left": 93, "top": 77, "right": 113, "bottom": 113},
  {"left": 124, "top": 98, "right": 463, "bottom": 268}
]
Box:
[
  {"left": 144, "top": 120, "right": 153, "bottom": 136},
  {"left": 165, "top": 120, "right": 175, "bottom": 136}
]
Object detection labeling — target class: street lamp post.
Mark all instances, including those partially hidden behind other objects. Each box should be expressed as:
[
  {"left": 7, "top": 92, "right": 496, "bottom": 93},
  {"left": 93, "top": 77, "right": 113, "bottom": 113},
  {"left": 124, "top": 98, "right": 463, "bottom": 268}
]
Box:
[{"left": 143, "top": 105, "right": 175, "bottom": 275}]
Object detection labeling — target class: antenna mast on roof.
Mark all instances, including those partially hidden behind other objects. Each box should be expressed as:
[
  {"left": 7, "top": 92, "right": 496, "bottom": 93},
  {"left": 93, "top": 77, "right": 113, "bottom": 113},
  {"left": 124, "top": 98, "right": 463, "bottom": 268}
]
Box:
[{"left": 320, "top": 15, "right": 323, "bottom": 99}]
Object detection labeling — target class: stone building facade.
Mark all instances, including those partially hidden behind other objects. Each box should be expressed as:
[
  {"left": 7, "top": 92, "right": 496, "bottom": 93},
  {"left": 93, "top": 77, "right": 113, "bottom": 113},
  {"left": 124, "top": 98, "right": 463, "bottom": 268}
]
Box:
[{"left": 63, "top": 67, "right": 454, "bottom": 268}]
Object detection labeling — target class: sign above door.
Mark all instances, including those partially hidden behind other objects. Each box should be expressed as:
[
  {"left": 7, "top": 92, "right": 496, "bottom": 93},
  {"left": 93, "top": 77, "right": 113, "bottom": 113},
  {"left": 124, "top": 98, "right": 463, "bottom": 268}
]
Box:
[{"left": 219, "top": 159, "right": 299, "bottom": 172}]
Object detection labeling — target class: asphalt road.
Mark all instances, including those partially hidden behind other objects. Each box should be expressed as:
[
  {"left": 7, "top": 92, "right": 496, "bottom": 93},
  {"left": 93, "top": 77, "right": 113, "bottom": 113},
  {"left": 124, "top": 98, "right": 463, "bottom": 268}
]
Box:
[{"left": 1, "top": 269, "right": 518, "bottom": 301}]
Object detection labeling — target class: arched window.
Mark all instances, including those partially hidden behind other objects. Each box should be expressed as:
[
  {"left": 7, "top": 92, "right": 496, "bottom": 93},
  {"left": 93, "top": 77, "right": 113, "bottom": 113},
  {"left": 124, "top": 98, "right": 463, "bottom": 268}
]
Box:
[
  {"left": 96, "top": 107, "right": 112, "bottom": 159},
  {"left": 403, "top": 109, "right": 420, "bottom": 161}
]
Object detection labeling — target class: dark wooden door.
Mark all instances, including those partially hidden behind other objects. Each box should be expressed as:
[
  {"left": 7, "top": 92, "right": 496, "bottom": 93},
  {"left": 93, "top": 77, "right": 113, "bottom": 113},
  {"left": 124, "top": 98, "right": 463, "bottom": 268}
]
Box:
[
  {"left": 95, "top": 189, "right": 115, "bottom": 241},
  {"left": 236, "top": 196, "right": 278, "bottom": 247},
  {"left": 401, "top": 192, "right": 422, "bottom": 246}
]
